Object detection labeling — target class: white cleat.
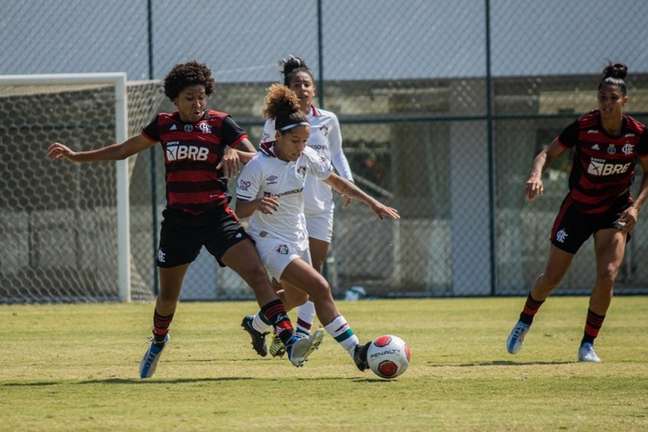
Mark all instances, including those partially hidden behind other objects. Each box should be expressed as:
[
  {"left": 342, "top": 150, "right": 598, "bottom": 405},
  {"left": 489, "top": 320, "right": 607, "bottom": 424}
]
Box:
[
  {"left": 286, "top": 329, "right": 325, "bottom": 367},
  {"left": 578, "top": 342, "right": 601, "bottom": 363},
  {"left": 506, "top": 320, "right": 530, "bottom": 354}
]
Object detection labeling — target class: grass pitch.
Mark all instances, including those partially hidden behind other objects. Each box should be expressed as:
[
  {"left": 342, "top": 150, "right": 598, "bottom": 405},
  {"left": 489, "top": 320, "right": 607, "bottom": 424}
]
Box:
[{"left": 1, "top": 297, "right": 647, "bottom": 431}]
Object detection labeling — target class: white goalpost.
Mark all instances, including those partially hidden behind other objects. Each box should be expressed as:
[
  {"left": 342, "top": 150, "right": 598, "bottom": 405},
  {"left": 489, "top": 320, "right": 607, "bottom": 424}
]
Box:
[{"left": 0, "top": 73, "right": 133, "bottom": 302}]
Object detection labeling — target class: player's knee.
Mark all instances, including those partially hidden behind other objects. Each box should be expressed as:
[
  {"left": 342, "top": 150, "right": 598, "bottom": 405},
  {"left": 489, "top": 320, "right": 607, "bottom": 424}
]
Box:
[
  {"left": 596, "top": 264, "right": 619, "bottom": 286},
  {"left": 308, "top": 278, "right": 333, "bottom": 304}
]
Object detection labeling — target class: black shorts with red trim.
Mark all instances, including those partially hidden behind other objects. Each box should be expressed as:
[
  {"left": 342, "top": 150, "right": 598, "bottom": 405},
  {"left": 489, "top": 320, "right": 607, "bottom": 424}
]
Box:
[
  {"left": 550, "top": 195, "right": 630, "bottom": 254},
  {"left": 156, "top": 205, "right": 251, "bottom": 268}
]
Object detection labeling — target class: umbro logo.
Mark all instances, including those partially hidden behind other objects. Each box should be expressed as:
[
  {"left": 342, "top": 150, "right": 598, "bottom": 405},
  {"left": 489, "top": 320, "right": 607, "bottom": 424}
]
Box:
[
  {"left": 591, "top": 144, "right": 600, "bottom": 151},
  {"left": 169, "top": 124, "right": 177, "bottom": 131}
]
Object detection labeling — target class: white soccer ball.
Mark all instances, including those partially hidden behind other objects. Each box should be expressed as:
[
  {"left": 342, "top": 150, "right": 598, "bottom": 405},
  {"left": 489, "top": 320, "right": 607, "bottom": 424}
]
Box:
[{"left": 367, "top": 335, "right": 411, "bottom": 379}]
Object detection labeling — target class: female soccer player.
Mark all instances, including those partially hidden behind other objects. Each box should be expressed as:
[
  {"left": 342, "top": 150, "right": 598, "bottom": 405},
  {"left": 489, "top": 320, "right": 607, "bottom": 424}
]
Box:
[
  {"left": 242, "top": 56, "right": 355, "bottom": 358},
  {"left": 506, "top": 63, "right": 648, "bottom": 362},
  {"left": 47, "top": 61, "right": 320, "bottom": 378},
  {"left": 236, "top": 84, "right": 399, "bottom": 371}
]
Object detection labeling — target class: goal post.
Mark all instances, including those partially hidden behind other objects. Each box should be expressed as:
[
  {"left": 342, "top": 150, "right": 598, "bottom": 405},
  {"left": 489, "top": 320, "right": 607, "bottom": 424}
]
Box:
[{"left": 0, "top": 73, "right": 160, "bottom": 303}]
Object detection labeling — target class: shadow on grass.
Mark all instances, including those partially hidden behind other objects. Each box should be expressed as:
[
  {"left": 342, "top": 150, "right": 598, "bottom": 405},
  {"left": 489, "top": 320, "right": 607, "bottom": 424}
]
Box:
[
  {"left": 1, "top": 375, "right": 380, "bottom": 387},
  {"left": 427, "top": 360, "right": 574, "bottom": 367}
]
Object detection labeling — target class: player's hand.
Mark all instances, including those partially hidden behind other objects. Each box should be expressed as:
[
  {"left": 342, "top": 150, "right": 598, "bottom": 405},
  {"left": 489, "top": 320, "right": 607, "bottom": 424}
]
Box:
[
  {"left": 371, "top": 202, "right": 400, "bottom": 220},
  {"left": 217, "top": 147, "right": 241, "bottom": 178},
  {"left": 257, "top": 196, "right": 279, "bottom": 214},
  {"left": 525, "top": 175, "right": 544, "bottom": 202},
  {"left": 47, "top": 142, "right": 77, "bottom": 161},
  {"left": 616, "top": 206, "right": 639, "bottom": 233}
]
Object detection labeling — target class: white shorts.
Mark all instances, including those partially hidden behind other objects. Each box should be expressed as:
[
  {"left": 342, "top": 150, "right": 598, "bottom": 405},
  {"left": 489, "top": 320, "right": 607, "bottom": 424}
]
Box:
[
  {"left": 254, "top": 236, "right": 311, "bottom": 281},
  {"left": 305, "top": 208, "right": 334, "bottom": 243}
]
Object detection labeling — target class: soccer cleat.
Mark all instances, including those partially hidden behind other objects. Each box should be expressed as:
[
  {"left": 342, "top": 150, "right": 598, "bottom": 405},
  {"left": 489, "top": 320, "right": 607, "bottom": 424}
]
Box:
[
  {"left": 269, "top": 332, "right": 286, "bottom": 358},
  {"left": 578, "top": 342, "right": 601, "bottom": 363},
  {"left": 286, "top": 330, "right": 325, "bottom": 367},
  {"left": 241, "top": 315, "right": 268, "bottom": 357},
  {"left": 353, "top": 341, "right": 371, "bottom": 371},
  {"left": 139, "top": 334, "right": 169, "bottom": 379},
  {"left": 506, "top": 320, "right": 530, "bottom": 354}
]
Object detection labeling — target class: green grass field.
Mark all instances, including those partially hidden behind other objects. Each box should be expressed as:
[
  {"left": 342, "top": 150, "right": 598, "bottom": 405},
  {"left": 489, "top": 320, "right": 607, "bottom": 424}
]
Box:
[{"left": 1, "top": 297, "right": 648, "bottom": 431}]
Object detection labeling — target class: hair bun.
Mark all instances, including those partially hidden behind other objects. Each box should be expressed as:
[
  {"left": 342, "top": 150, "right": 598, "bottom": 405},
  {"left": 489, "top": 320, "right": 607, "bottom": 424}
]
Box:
[
  {"left": 279, "top": 55, "right": 308, "bottom": 76},
  {"left": 603, "top": 62, "right": 628, "bottom": 80}
]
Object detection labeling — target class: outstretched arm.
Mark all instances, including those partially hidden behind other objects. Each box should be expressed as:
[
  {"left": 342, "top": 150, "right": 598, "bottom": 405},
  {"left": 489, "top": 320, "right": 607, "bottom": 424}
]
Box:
[
  {"left": 525, "top": 138, "right": 568, "bottom": 202},
  {"left": 47, "top": 134, "right": 156, "bottom": 162},
  {"left": 324, "top": 173, "right": 399, "bottom": 220}
]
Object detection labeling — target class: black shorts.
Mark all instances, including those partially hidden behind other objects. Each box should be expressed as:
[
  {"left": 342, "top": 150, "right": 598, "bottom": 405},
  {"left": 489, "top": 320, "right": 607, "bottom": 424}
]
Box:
[
  {"left": 550, "top": 196, "right": 630, "bottom": 254},
  {"left": 156, "top": 206, "right": 251, "bottom": 268}
]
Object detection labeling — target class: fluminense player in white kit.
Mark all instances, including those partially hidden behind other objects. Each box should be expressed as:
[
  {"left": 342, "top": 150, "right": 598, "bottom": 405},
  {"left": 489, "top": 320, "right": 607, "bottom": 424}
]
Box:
[
  {"left": 241, "top": 55, "right": 356, "bottom": 358},
  {"left": 237, "top": 84, "right": 400, "bottom": 371}
]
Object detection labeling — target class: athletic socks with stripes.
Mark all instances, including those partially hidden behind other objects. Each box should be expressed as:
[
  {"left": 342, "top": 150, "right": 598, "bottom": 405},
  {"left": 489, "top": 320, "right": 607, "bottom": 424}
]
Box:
[
  {"left": 152, "top": 310, "right": 173, "bottom": 343},
  {"left": 519, "top": 293, "right": 545, "bottom": 325},
  {"left": 296, "top": 300, "right": 316, "bottom": 336},
  {"left": 581, "top": 308, "right": 605, "bottom": 345},
  {"left": 260, "top": 299, "right": 294, "bottom": 346},
  {"left": 324, "top": 315, "right": 360, "bottom": 357}
]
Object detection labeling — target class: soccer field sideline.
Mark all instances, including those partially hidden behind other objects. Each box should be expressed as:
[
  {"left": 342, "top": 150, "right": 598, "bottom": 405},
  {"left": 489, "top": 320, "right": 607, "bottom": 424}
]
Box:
[{"left": 1, "top": 297, "right": 647, "bottom": 431}]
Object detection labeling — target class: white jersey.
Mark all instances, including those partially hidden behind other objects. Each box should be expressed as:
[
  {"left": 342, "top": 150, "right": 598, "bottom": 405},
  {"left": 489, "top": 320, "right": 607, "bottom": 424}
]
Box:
[
  {"left": 236, "top": 145, "right": 334, "bottom": 246},
  {"left": 260, "top": 106, "right": 353, "bottom": 215}
]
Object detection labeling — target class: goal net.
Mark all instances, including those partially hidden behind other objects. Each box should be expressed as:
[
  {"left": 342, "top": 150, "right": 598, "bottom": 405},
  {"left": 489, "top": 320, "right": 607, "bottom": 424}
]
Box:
[{"left": 0, "top": 74, "right": 164, "bottom": 303}]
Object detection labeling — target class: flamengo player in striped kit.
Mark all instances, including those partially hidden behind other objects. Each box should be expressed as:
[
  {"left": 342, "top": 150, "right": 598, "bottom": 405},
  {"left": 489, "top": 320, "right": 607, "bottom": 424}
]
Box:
[
  {"left": 236, "top": 84, "right": 399, "bottom": 371},
  {"left": 241, "top": 56, "right": 356, "bottom": 358},
  {"left": 506, "top": 63, "right": 648, "bottom": 362},
  {"left": 47, "top": 61, "right": 320, "bottom": 378}
]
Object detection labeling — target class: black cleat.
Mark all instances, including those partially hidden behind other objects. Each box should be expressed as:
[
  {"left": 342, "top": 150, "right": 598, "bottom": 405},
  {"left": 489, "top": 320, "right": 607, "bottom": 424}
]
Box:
[
  {"left": 353, "top": 341, "right": 371, "bottom": 371},
  {"left": 241, "top": 315, "right": 268, "bottom": 357}
]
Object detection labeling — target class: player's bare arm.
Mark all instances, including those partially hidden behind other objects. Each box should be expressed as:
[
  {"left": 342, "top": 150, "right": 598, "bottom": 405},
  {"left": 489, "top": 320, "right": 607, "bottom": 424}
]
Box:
[
  {"left": 617, "top": 155, "right": 648, "bottom": 233},
  {"left": 47, "top": 134, "right": 156, "bottom": 162},
  {"left": 235, "top": 196, "right": 280, "bottom": 218},
  {"left": 217, "top": 138, "right": 258, "bottom": 177},
  {"left": 324, "top": 174, "right": 399, "bottom": 220},
  {"left": 526, "top": 138, "right": 568, "bottom": 202}
]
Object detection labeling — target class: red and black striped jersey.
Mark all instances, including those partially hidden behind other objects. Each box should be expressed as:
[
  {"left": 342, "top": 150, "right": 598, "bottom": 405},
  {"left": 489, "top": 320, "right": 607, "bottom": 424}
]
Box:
[
  {"left": 142, "top": 110, "right": 248, "bottom": 214},
  {"left": 557, "top": 110, "right": 648, "bottom": 214}
]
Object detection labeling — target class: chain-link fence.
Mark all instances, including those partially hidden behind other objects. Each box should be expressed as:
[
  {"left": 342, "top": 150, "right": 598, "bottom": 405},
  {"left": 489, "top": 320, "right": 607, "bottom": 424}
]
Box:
[{"left": 2, "top": 0, "right": 648, "bottom": 302}]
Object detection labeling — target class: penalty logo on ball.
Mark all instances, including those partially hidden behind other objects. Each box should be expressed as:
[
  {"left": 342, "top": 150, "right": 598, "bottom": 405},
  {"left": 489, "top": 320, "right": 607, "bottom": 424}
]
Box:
[{"left": 367, "top": 335, "right": 411, "bottom": 379}]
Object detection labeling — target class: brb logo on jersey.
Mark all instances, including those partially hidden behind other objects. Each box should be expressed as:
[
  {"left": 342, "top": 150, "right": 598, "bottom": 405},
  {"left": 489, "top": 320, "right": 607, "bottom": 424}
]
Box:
[
  {"left": 587, "top": 157, "right": 631, "bottom": 176},
  {"left": 165, "top": 141, "right": 209, "bottom": 162}
]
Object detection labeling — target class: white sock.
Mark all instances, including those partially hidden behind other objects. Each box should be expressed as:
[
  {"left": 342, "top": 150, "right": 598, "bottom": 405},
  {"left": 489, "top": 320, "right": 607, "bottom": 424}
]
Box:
[
  {"left": 252, "top": 312, "right": 272, "bottom": 334},
  {"left": 324, "top": 315, "right": 359, "bottom": 356},
  {"left": 296, "top": 301, "right": 316, "bottom": 335}
]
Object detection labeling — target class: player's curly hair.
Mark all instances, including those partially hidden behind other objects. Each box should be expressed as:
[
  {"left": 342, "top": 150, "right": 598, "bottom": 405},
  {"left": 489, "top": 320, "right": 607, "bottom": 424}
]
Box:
[
  {"left": 263, "top": 84, "right": 308, "bottom": 133},
  {"left": 599, "top": 62, "right": 628, "bottom": 95},
  {"left": 280, "top": 55, "right": 315, "bottom": 86},
  {"left": 163, "top": 61, "right": 215, "bottom": 100}
]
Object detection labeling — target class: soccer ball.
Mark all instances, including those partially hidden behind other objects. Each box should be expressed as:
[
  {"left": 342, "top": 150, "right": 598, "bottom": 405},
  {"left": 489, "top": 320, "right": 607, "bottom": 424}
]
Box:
[{"left": 367, "top": 335, "right": 411, "bottom": 379}]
